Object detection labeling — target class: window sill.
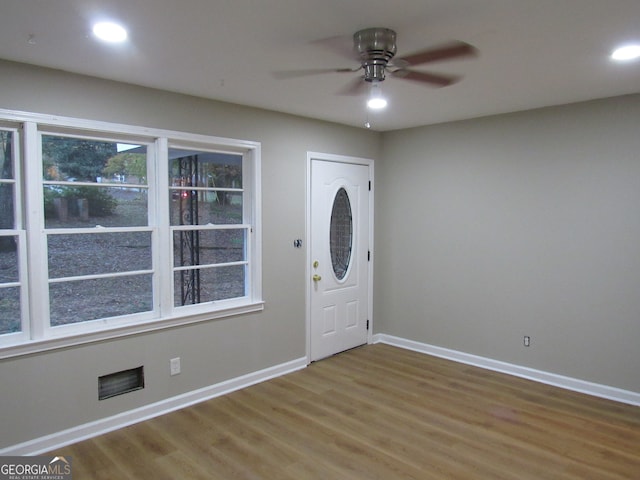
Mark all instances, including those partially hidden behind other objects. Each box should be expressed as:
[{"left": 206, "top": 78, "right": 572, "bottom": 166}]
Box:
[{"left": 0, "top": 301, "right": 265, "bottom": 360}]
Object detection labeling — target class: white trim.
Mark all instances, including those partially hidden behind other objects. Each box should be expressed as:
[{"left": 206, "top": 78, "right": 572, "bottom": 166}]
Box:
[
  {"left": 155, "top": 137, "right": 171, "bottom": 317},
  {"left": 306, "top": 151, "right": 374, "bottom": 167},
  {"left": 373, "top": 334, "right": 640, "bottom": 407},
  {"left": 23, "top": 122, "right": 48, "bottom": 339},
  {"left": 0, "top": 301, "right": 264, "bottom": 359},
  {"left": 1, "top": 356, "right": 307, "bottom": 456},
  {"left": 366, "top": 162, "right": 374, "bottom": 346},
  {"left": 0, "top": 108, "right": 260, "bottom": 151},
  {"left": 306, "top": 152, "right": 375, "bottom": 363},
  {"left": 43, "top": 180, "right": 150, "bottom": 189},
  {"left": 245, "top": 145, "right": 261, "bottom": 304}
]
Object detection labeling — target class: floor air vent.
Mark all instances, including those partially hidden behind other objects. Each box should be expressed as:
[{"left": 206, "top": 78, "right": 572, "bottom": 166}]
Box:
[{"left": 99, "top": 366, "right": 145, "bottom": 400}]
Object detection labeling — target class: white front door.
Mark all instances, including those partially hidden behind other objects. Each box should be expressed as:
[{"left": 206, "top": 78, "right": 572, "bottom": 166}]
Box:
[{"left": 309, "top": 155, "right": 371, "bottom": 361}]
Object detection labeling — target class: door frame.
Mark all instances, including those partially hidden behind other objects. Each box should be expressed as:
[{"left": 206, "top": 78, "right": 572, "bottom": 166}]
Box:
[{"left": 305, "top": 151, "right": 374, "bottom": 364}]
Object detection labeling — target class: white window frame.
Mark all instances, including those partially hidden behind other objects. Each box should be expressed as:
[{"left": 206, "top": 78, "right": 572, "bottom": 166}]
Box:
[
  {"left": 35, "top": 127, "right": 157, "bottom": 339},
  {"left": 165, "top": 141, "right": 255, "bottom": 315},
  {"left": 0, "top": 109, "right": 263, "bottom": 359},
  {"left": 0, "top": 124, "right": 30, "bottom": 346}
]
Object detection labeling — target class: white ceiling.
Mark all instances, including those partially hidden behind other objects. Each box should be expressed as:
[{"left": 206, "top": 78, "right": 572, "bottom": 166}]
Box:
[{"left": 1, "top": 0, "right": 639, "bottom": 131}]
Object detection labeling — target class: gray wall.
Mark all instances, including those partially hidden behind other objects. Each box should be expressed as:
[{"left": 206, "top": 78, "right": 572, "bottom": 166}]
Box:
[
  {"left": 1, "top": 58, "right": 638, "bottom": 449},
  {"left": 0, "top": 60, "right": 380, "bottom": 448},
  {"left": 375, "top": 94, "right": 640, "bottom": 392}
]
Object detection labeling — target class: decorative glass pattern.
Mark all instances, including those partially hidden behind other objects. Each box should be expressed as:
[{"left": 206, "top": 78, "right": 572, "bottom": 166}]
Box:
[{"left": 330, "top": 187, "right": 353, "bottom": 280}]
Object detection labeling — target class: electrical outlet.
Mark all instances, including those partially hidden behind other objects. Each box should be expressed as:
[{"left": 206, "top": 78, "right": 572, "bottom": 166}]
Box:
[
  {"left": 170, "top": 357, "right": 181, "bottom": 376},
  {"left": 523, "top": 336, "right": 531, "bottom": 347}
]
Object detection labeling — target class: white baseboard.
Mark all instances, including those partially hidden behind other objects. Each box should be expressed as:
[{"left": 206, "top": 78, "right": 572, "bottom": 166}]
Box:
[
  {"left": 2, "top": 357, "right": 307, "bottom": 456},
  {"left": 373, "top": 334, "right": 640, "bottom": 407},
  {"left": 6, "top": 337, "right": 638, "bottom": 455}
]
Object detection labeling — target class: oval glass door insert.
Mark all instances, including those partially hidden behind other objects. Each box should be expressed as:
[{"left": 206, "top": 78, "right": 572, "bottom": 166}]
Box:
[{"left": 330, "top": 187, "right": 353, "bottom": 280}]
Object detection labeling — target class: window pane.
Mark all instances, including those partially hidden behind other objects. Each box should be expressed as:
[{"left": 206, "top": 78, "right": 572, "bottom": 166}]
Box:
[
  {"left": 0, "top": 236, "right": 19, "bottom": 283},
  {"left": 0, "top": 184, "right": 14, "bottom": 230},
  {"left": 0, "top": 131, "right": 13, "bottom": 180},
  {"left": 48, "top": 232, "right": 152, "bottom": 278},
  {"left": 49, "top": 275, "right": 153, "bottom": 326},
  {"left": 330, "top": 188, "right": 353, "bottom": 280},
  {"left": 42, "top": 136, "right": 147, "bottom": 185},
  {"left": 0, "top": 286, "right": 21, "bottom": 334},
  {"left": 44, "top": 185, "right": 148, "bottom": 227},
  {"left": 174, "top": 265, "right": 245, "bottom": 306},
  {"left": 1, "top": 131, "right": 15, "bottom": 232},
  {"left": 173, "top": 229, "right": 245, "bottom": 267},
  {"left": 169, "top": 148, "right": 243, "bottom": 227},
  {"left": 169, "top": 148, "right": 242, "bottom": 189},
  {"left": 170, "top": 191, "right": 243, "bottom": 226}
]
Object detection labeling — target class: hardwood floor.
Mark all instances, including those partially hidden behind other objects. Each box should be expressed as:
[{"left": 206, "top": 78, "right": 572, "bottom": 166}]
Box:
[{"left": 52, "top": 344, "right": 640, "bottom": 479}]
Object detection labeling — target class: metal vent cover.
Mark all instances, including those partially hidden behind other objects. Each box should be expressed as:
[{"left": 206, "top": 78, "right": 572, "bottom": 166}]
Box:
[{"left": 98, "top": 366, "right": 145, "bottom": 400}]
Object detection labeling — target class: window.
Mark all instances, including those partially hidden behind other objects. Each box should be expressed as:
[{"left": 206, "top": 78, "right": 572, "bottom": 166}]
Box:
[
  {"left": 42, "top": 135, "right": 153, "bottom": 326},
  {"left": 0, "top": 128, "right": 25, "bottom": 340},
  {"left": 169, "top": 147, "right": 248, "bottom": 307},
  {"left": 0, "top": 111, "right": 262, "bottom": 356}
]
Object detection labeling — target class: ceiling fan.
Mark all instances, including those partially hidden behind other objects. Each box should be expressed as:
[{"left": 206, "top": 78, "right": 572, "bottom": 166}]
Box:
[{"left": 276, "top": 27, "right": 478, "bottom": 96}]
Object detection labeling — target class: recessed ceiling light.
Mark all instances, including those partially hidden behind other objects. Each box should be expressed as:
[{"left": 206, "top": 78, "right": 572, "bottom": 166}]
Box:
[
  {"left": 92, "top": 22, "right": 128, "bottom": 43},
  {"left": 611, "top": 44, "right": 640, "bottom": 61}
]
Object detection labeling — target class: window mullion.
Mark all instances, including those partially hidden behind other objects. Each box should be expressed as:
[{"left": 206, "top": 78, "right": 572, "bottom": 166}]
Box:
[
  {"left": 14, "top": 127, "right": 30, "bottom": 339},
  {"left": 154, "top": 137, "right": 172, "bottom": 317},
  {"left": 22, "top": 123, "right": 49, "bottom": 339}
]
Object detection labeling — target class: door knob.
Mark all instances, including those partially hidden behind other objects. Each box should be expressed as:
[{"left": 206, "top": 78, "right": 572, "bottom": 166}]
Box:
[{"left": 313, "top": 274, "right": 322, "bottom": 281}]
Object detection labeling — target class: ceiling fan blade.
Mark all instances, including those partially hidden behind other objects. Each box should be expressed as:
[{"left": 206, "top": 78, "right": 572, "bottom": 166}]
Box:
[
  {"left": 391, "top": 69, "right": 460, "bottom": 87},
  {"left": 273, "top": 66, "right": 359, "bottom": 80},
  {"left": 338, "top": 76, "right": 367, "bottom": 96},
  {"left": 395, "top": 41, "right": 478, "bottom": 67}
]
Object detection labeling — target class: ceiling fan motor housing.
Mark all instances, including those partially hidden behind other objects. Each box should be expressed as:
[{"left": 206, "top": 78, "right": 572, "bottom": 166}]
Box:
[{"left": 354, "top": 28, "right": 397, "bottom": 82}]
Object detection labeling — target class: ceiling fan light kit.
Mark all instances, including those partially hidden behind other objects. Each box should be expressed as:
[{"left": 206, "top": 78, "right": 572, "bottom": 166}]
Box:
[{"left": 366, "top": 81, "right": 388, "bottom": 110}]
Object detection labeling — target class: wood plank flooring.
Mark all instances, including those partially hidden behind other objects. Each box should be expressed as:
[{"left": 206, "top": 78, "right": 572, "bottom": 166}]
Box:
[{"left": 52, "top": 344, "right": 640, "bottom": 479}]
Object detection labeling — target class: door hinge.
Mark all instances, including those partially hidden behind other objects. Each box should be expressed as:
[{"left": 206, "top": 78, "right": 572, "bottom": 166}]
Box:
[
  {"left": 368, "top": 180, "right": 371, "bottom": 191},
  {"left": 366, "top": 320, "right": 370, "bottom": 330},
  {"left": 368, "top": 250, "right": 371, "bottom": 261}
]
